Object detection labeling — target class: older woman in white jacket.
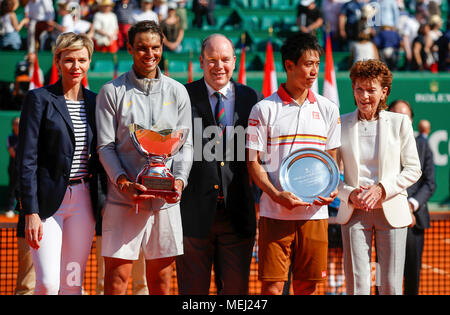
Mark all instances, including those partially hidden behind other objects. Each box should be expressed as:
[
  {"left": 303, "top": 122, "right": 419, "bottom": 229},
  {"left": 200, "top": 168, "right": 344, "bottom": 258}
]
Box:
[{"left": 336, "top": 60, "right": 421, "bottom": 295}]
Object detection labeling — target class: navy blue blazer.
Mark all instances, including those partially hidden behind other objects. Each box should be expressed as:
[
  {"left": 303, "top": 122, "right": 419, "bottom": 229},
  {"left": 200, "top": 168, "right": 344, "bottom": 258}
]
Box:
[
  {"left": 180, "top": 78, "right": 263, "bottom": 239},
  {"left": 408, "top": 135, "right": 436, "bottom": 229},
  {"left": 16, "top": 81, "right": 99, "bottom": 220}
]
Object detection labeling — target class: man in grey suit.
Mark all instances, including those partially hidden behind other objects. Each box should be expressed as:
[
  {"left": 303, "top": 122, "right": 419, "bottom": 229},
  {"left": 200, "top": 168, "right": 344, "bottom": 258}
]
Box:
[{"left": 388, "top": 100, "right": 435, "bottom": 295}]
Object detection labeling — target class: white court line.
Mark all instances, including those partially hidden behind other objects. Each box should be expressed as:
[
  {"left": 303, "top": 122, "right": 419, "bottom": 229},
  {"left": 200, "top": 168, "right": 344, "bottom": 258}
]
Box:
[{"left": 422, "top": 264, "right": 450, "bottom": 277}]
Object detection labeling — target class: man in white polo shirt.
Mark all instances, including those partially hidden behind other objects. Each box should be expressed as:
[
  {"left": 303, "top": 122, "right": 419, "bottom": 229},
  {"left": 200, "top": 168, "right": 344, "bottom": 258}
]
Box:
[{"left": 246, "top": 32, "right": 341, "bottom": 295}]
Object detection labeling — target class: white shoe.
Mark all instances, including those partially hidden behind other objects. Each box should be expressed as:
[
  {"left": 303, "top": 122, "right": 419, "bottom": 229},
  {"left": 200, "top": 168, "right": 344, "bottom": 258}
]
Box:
[{"left": 5, "top": 210, "right": 15, "bottom": 218}]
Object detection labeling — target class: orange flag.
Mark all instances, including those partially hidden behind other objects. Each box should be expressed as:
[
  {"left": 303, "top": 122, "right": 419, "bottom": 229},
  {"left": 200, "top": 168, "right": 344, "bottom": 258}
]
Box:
[
  {"left": 322, "top": 32, "right": 339, "bottom": 107},
  {"left": 262, "top": 30, "right": 277, "bottom": 97},
  {"left": 238, "top": 34, "right": 247, "bottom": 85},
  {"left": 29, "top": 53, "right": 43, "bottom": 90},
  {"left": 49, "top": 59, "right": 59, "bottom": 84},
  {"left": 82, "top": 74, "right": 89, "bottom": 89}
]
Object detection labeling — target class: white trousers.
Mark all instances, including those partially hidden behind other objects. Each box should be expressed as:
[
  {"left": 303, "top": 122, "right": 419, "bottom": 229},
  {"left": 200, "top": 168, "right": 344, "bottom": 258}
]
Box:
[
  {"left": 341, "top": 208, "right": 407, "bottom": 295},
  {"left": 31, "top": 183, "right": 95, "bottom": 295}
]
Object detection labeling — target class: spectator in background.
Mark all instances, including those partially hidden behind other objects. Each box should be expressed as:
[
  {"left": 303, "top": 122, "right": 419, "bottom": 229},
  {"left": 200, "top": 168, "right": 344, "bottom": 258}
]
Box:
[
  {"left": 350, "top": 31, "right": 379, "bottom": 66},
  {"left": 69, "top": 2, "right": 93, "bottom": 37},
  {"left": 377, "top": 0, "right": 400, "bottom": 28},
  {"left": 114, "top": 0, "right": 137, "bottom": 50},
  {"left": 12, "top": 52, "right": 43, "bottom": 108},
  {"left": 321, "top": 0, "right": 346, "bottom": 51},
  {"left": 435, "top": 26, "right": 450, "bottom": 71},
  {"left": 373, "top": 26, "right": 402, "bottom": 70},
  {"left": 52, "top": 0, "right": 75, "bottom": 34},
  {"left": 296, "top": 0, "right": 323, "bottom": 36},
  {"left": 132, "top": 0, "right": 159, "bottom": 24},
  {"left": 161, "top": 1, "right": 183, "bottom": 52},
  {"left": 25, "top": 0, "right": 55, "bottom": 52},
  {"left": 174, "top": 0, "right": 188, "bottom": 30},
  {"left": 78, "top": 0, "right": 93, "bottom": 21},
  {"left": 415, "top": 0, "right": 429, "bottom": 24},
  {"left": 38, "top": 0, "right": 75, "bottom": 50},
  {"left": 429, "top": 14, "right": 443, "bottom": 42},
  {"left": 398, "top": 4, "right": 420, "bottom": 70},
  {"left": 192, "top": 0, "right": 215, "bottom": 29},
  {"left": 339, "top": 0, "right": 365, "bottom": 50},
  {"left": 427, "top": 0, "right": 441, "bottom": 18},
  {"left": 93, "top": 0, "right": 119, "bottom": 53},
  {"left": 5, "top": 117, "right": 20, "bottom": 218},
  {"left": 388, "top": 100, "right": 435, "bottom": 295},
  {"left": 358, "top": 3, "right": 377, "bottom": 38},
  {"left": 411, "top": 23, "right": 434, "bottom": 70},
  {"left": 15, "top": 213, "right": 36, "bottom": 294},
  {"left": 418, "top": 119, "right": 431, "bottom": 138},
  {"left": 0, "top": 0, "right": 29, "bottom": 50},
  {"left": 153, "top": 0, "right": 169, "bottom": 22}
]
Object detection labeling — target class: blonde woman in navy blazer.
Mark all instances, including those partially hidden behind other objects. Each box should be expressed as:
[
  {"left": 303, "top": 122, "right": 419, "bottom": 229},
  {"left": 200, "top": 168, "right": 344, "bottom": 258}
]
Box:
[
  {"left": 16, "top": 33, "right": 98, "bottom": 295},
  {"left": 335, "top": 60, "right": 421, "bottom": 295}
]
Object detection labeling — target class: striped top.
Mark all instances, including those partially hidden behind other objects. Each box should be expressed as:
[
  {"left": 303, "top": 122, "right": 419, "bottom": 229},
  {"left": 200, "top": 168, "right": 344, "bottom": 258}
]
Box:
[
  {"left": 268, "top": 134, "right": 328, "bottom": 147},
  {"left": 66, "top": 99, "right": 89, "bottom": 179}
]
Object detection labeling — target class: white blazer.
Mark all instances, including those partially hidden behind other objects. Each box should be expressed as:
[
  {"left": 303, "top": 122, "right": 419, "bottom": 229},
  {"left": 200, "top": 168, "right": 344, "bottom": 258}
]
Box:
[{"left": 336, "top": 110, "right": 422, "bottom": 228}]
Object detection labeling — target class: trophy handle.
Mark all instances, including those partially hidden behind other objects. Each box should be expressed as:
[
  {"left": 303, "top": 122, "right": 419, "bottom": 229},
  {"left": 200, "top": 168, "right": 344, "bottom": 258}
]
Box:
[{"left": 167, "top": 128, "right": 190, "bottom": 157}]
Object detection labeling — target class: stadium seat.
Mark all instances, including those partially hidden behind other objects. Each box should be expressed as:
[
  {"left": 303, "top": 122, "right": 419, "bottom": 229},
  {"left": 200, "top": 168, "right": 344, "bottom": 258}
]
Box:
[
  {"left": 231, "top": 0, "right": 250, "bottom": 8},
  {"left": 181, "top": 37, "right": 202, "bottom": 54},
  {"left": 117, "top": 59, "right": 133, "bottom": 73},
  {"left": 168, "top": 60, "right": 188, "bottom": 73},
  {"left": 249, "top": 0, "right": 270, "bottom": 9},
  {"left": 92, "top": 60, "right": 114, "bottom": 73},
  {"left": 254, "top": 37, "right": 284, "bottom": 52},
  {"left": 260, "top": 16, "right": 283, "bottom": 31},
  {"left": 270, "top": 0, "right": 292, "bottom": 9},
  {"left": 193, "top": 61, "right": 202, "bottom": 73},
  {"left": 282, "top": 15, "right": 297, "bottom": 30},
  {"left": 203, "top": 15, "right": 230, "bottom": 30},
  {"left": 241, "top": 15, "right": 260, "bottom": 30}
]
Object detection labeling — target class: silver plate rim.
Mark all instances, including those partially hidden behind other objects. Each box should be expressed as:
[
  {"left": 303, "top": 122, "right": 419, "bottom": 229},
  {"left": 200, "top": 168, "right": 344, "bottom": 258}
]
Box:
[{"left": 279, "top": 147, "right": 340, "bottom": 203}]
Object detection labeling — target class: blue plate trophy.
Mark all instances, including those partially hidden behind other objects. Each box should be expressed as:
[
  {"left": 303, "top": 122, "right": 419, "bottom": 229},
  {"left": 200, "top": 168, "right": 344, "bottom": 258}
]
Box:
[
  {"left": 279, "top": 148, "right": 340, "bottom": 203},
  {"left": 129, "top": 123, "right": 189, "bottom": 203}
]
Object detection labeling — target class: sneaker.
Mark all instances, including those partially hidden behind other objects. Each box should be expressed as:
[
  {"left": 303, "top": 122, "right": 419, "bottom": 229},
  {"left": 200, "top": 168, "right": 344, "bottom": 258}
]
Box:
[{"left": 5, "top": 210, "right": 15, "bottom": 218}]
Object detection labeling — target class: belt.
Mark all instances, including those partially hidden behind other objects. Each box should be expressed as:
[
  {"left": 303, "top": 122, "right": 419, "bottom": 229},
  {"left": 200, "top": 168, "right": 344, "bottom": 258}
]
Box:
[{"left": 69, "top": 176, "right": 89, "bottom": 186}]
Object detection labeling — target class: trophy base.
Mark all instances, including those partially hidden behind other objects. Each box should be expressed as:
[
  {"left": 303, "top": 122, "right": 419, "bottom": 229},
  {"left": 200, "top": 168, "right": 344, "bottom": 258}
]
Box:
[
  {"left": 138, "top": 189, "right": 180, "bottom": 203},
  {"left": 141, "top": 175, "right": 174, "bottom": 191},
  {"left": 138, "top": 175, "right": 179, "bottom": 203}
]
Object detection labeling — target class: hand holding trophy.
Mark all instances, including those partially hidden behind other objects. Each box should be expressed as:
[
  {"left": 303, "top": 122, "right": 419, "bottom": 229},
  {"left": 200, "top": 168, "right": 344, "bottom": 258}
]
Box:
[
  {"left": 279, "top": 148, "right": 340, "bottom": 205},
  {"left": 128, "top": 123, "right": 189, "bottom": 204}
]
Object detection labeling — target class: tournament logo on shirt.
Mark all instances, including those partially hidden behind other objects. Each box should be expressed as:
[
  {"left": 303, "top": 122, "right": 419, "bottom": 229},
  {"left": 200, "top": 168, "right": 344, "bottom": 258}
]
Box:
[
  {"left": 248, "top": 119, "right": 259, "bottom": 127},
  {"left": 312, "top": 111, "right": 320, "bottom": 120}
]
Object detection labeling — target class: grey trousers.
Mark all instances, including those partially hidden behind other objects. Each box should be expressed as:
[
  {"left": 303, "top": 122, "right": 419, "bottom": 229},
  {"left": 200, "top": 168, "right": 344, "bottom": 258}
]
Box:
[{"left": 341, "top": 209, "right": 407, "bottom": 295}]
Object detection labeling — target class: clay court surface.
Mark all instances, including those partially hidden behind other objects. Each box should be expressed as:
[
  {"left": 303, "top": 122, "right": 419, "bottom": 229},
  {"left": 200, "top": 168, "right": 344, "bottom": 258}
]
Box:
[{"left": 1, "top": 212, "right": 449, "bottom": 295}]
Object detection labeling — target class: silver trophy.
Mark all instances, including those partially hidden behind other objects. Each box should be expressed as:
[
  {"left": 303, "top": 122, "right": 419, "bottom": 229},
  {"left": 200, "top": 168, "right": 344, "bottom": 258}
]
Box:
[
  {"left": 279, "top": 148, "right": 340, "bottom": 203},
  {"left": 129, "top": 123, "right": 189, "bottom": 203}
]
